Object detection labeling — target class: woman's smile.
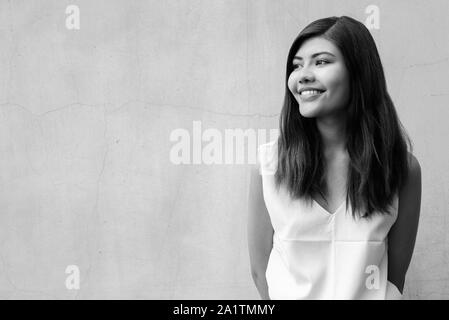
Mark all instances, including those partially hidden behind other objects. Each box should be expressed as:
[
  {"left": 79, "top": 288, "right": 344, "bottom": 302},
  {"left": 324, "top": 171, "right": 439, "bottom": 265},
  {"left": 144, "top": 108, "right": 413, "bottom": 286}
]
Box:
[{"left": 299, "top": 89, "right": 326, "bottom": 101}]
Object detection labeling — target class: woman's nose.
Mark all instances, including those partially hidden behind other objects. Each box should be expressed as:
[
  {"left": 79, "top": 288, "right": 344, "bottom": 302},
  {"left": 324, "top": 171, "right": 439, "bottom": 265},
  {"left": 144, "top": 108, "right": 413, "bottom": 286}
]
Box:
[{"left": 298, "top": 69, "right": 315, "bottom": 84}]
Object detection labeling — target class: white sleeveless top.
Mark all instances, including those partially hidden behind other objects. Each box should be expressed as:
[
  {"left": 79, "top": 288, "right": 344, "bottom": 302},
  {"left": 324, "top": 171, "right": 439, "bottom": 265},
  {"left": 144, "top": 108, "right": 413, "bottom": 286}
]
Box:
[{"left": 258, "top": 140, "right": 403, "bottom": 300}]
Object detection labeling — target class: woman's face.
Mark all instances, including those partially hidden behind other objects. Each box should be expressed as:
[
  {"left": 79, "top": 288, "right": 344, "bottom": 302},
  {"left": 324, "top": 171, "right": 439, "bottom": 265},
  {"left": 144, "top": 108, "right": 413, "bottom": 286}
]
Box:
[{"left": 288, "top": 37, "right": 350, "bottom": 119}]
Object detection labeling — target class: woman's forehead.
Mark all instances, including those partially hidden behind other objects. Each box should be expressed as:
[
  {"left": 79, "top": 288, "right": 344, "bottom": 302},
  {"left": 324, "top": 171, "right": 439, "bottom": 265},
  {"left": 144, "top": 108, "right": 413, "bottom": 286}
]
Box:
[{"left": 294, "top": 37, "right": 341, "bottom": 59}]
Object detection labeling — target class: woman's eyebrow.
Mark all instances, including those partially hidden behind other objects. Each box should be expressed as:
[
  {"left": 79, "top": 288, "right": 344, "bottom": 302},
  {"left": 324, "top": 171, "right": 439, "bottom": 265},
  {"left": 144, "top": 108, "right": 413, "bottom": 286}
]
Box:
[{"left": 293, "top": 51, "right": 335, "bottom": 61}]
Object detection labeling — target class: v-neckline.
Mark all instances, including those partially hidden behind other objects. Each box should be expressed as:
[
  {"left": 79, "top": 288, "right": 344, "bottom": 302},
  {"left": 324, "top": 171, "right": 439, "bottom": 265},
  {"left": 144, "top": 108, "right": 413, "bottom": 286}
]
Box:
[{"left": 312, "top": 198, "right": 346, "bottom": 216}]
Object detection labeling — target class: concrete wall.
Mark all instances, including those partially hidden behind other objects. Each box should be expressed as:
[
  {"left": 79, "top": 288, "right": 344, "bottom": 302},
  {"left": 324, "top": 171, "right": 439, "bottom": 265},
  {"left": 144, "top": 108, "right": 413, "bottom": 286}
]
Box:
[{"left": 0, "top": 0, "right": 447, "bottom": 299}]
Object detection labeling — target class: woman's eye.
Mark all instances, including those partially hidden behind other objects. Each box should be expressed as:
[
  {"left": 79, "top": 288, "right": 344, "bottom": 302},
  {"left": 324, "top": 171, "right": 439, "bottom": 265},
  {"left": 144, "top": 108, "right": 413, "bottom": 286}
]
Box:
[{"left": 292, "top": 60, "right": 328, "bottom": 69}]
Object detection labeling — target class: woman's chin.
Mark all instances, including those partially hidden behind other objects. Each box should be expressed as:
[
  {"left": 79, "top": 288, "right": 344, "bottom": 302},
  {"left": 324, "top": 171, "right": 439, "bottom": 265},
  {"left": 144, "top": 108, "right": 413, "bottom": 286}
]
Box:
[{"left": 298, "top": 105, "right": 321, "bottom": 118}]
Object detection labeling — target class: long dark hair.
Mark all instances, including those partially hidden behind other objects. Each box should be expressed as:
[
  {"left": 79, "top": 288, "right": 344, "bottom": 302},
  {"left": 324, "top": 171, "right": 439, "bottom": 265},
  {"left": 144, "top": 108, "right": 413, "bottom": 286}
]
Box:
[{"left": 275, "top": 16, "right": 413, "bottom": 218}]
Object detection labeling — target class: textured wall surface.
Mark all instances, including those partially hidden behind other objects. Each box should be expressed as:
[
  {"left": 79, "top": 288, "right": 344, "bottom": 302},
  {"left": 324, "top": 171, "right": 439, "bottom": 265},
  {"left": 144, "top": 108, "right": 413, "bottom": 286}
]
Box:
[{"left": 0, "top": 0, "right": 447, "bottom": 299}]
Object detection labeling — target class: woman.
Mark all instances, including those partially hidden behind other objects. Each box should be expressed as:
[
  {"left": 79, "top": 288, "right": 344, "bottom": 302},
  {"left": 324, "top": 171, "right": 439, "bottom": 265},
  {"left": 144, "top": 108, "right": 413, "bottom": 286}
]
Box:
[{"left": 247, "top": 16, "right": 421, "bottom": 299}]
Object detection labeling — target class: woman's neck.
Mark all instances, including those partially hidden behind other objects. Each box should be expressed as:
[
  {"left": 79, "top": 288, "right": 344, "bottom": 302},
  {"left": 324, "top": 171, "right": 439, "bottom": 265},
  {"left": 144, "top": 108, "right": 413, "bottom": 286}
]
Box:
[{"left": 315, "top": 115, "right": 347, "bottom": 158}]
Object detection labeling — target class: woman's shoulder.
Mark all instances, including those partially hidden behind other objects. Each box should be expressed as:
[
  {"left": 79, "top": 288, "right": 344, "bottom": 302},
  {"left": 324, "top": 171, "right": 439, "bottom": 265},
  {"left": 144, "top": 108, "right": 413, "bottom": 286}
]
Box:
[
  {"left": 407, "top": 152, "right": 421, "bottom": 175},
  {"left": 405, "top": 152, "right": 421, "bottom": 193},
  {"left": 257, "top": 139, "right": 278, "bottom": 175},
  {"left": 258, "top": 139, "right": 278, "bottom": 154}
]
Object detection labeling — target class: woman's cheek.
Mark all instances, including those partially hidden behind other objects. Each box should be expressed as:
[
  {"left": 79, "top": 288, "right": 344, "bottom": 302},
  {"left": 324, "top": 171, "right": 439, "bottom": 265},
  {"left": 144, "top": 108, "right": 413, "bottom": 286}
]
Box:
[{"left": 287, "top": 73, "right": 296, "bottom": 94}]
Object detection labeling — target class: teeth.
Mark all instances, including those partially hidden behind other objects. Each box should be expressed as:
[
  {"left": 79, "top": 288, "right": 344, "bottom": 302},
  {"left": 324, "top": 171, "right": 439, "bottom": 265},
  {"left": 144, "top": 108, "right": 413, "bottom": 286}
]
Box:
[{"left": 300, "top": 90, "right": 323, "bottom": 95}]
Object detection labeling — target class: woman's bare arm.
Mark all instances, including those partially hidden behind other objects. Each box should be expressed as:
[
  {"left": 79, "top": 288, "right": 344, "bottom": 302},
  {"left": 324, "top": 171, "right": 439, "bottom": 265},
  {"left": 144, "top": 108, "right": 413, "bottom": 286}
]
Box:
[
  {"left": 247, "top": 165, "right": 274, "bottom": 300},
  {"left": 388, "top": 153, "right": 422, "bottom": 293}
]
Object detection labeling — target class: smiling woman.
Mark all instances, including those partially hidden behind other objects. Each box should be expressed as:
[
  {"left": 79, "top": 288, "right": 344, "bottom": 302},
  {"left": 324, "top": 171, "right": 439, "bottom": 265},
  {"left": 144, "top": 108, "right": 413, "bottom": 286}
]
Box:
[
  {"left": 289, "top": 38, "right": 350, "bottom": 121},
  {"left": 247, "top": 16, "right": 421, "bottom": 300}
]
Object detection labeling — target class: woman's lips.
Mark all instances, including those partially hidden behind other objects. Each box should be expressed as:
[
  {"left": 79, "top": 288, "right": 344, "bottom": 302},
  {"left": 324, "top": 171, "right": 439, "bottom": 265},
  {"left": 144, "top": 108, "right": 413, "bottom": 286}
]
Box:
[{"left": 299, "top": 90, "right": 325, "bottom": 101}]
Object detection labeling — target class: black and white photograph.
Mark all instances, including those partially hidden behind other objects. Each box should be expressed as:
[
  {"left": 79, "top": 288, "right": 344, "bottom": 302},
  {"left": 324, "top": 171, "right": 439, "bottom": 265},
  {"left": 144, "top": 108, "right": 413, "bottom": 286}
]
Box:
[{"left": 0, "top": 0, "right": 446, "bottom": 304}]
